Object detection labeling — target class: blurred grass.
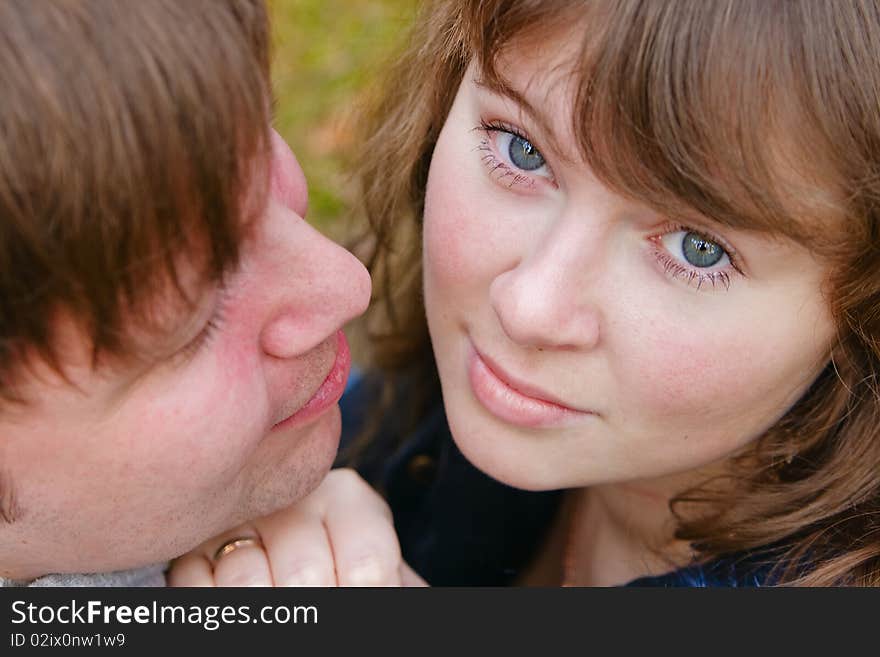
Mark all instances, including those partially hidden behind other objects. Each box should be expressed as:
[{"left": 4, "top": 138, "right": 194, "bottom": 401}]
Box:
[{"left": 269, "top": 0, "right": 416, "bottom": 239}]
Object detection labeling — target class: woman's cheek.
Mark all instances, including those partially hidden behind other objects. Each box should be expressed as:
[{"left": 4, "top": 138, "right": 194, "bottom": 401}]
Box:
[
  {"left": 623, "top": 314, "right": 822, "bottom": 467},
  {"left": 423, "top": 180, "right": 482, "bottom": 293},
  {"left": 425, "top": 205, "right": 520, "bottom": 308},
  {"left": 624, "top": 315, "right": 770, "bottom": 426}
]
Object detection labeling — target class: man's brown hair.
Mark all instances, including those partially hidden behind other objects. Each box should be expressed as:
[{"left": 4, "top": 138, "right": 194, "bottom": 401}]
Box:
[{"left": 0, "top": 0, "right": 272, "bottom": 398}]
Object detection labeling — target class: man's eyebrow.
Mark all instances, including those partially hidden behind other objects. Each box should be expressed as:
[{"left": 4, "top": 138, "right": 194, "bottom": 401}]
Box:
[{"left": 474, "top": 75, "right": 567, "bottom": 161}]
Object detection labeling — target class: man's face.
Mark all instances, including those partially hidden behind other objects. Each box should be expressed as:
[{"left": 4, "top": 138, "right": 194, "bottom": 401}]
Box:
[{"left": 0, "top": 131, "right": 371, "bottom": 579}]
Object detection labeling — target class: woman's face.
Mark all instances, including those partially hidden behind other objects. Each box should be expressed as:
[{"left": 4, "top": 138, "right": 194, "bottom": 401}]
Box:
[
  {"left": 422, "top": 52, "right": 836, "bottom": 492},
  {"left": 0, "top": 131, "right": 371, "bottom": 579}
]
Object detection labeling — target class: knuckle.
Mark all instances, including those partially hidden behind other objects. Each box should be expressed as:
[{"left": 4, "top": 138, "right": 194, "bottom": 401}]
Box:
[
  {"left": 220, "top": 571, "right": 269, "bottom": 587},
  {"left": 372, "top": 494, "right": 394, "bottom": 521},
  {"left": 343, "top": 542, "right": 401, "bottom": 586},
  {"left": 330, "top": 468, "right": 389, "bottom": 512},
  {"left": 279, "top": 562, "right": 336, "bottom": 587},
  {"left": 345, "top": 554, "right": 395, "bottom": 586}
]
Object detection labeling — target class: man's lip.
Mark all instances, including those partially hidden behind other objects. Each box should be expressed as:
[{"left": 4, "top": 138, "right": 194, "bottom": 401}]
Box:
[
  {"left": 271, "top": 331, "right": 351, "bottom": 431},
  {"left": 475, "top": 346, "right": 589, "bottom": 413}
]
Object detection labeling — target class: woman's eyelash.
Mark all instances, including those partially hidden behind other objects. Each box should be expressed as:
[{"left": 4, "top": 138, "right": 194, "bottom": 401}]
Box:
[
  {"left": 653, "top": 249, "right": 733, "bottom": 291},
  {"left": 476, "top": 140, "right": 536, "bottom": 188},
  {"left": 478, "top": 119, "right": 531, "bottom": 143},
  {"left": 473, "top": 120, "right": 552, "bottom": 188},
  {"left": 649, "top": 223, "right": 743, "bottom": 292}
]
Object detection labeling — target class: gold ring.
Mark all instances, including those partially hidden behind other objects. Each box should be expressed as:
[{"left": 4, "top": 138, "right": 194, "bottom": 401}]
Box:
[{"left": 212, "top": 536, "right": 263, "bottom": 564}]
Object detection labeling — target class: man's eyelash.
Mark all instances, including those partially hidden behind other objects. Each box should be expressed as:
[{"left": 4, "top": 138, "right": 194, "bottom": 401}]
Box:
[
  {"left": 181, "top": 315, "right": 224, "bottom": 358},
  {"left": 176, "top": 296, "right": 228, "bottom": 362}
]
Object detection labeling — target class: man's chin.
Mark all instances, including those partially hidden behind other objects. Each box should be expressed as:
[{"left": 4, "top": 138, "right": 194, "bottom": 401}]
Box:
[{"left": 243, "top": 403, "right": 342, "bottom": 520}]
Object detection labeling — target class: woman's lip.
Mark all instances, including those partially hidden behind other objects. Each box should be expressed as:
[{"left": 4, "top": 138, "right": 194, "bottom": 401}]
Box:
[
  {"left": 468, "top": 344, "right": 595, "bottom": 428},
  {"left": 272, "top": 331, "right": 351, "bottom": 431},
  {"left": 478, "top": 349, "right": 579, "bottom": 408}
]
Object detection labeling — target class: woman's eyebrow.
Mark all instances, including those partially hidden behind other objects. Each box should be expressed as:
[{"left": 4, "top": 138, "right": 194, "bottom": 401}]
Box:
[{"left": 474, "top": 75, "right": 567, "bottom": 161}]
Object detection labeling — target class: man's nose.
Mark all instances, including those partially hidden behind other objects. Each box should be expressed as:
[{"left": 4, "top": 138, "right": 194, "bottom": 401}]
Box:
[
  {"left": 489, "top": 223, "right": 601, "bottom": 352},
  {"left": 259, "top": 205, "right": 371, "bottom": 359},
  {"left": 269, "top": 130, "right": 308, "bottom": 219}
]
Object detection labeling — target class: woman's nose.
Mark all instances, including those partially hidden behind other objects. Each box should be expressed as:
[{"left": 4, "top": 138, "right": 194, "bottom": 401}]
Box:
[
  {"left": 259, "top": 203, "right": 371, "bottom": 359},
  {"left": 489, "top": 234, "right": 601, "bottom": 352}
]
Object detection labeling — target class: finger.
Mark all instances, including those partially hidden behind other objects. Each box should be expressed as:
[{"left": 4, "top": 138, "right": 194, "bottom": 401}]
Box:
[
  {"left": 257, "top": 507, "right": 338, "bottom": 586},
  {"left": 167, "top": 553, "right": 214, "bottom": 587},
  {"left": 399, "top": 561, "right": 429, "bottom": 587},
  {"left": 323, "top": 497, "right": 402, "bottom": 587},
  {"left": 210, "top": 533, "right": 273, "bottom": 587}
]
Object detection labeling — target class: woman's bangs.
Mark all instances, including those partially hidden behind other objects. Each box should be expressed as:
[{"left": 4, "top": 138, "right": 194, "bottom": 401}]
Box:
[{"left": 470, "top": 1, "right": 844, "bottom": 250}]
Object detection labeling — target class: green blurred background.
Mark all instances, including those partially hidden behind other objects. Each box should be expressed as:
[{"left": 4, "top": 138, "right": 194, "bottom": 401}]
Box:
[{"left": 269, "top": 0, "right": 416, "bottom": 239}]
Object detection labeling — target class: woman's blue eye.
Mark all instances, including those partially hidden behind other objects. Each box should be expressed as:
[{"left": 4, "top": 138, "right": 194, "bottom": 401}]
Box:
[
  {"left": 681, "top": 232, "right": 724, "bottom": 267},
  {"left": 508, "top": 135, "right": 545, "bottom": 171}
]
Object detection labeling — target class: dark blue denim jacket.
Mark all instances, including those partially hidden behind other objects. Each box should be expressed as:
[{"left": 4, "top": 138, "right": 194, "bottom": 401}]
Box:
[{"left": 338, "top": 371, "right": 771, "bottom": 587}]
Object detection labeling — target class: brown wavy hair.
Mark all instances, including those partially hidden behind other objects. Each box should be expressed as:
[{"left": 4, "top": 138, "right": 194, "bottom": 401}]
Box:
[
  {"left": 353, "top": 0, "right": 880, "bottom": 585},
  {"left": 0, "top": 0, "right": 272, "bottom": 400}
]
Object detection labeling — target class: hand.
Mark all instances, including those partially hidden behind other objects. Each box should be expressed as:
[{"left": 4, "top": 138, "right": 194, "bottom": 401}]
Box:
[{"left": 168, "top": 468, "right": 427, "bottom": 587}]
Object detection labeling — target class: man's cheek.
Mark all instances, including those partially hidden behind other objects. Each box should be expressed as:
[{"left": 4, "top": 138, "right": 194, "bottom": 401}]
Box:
[{"left": 148, "top": 371, "right": 262, "bottom": 476}]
